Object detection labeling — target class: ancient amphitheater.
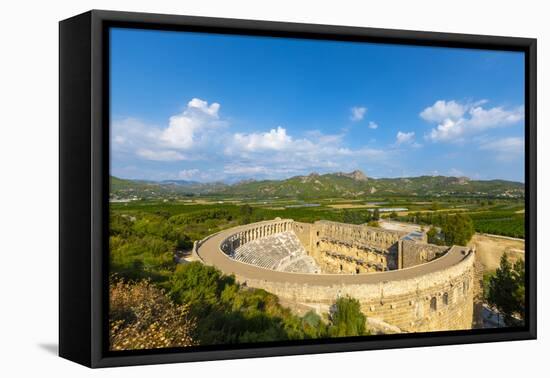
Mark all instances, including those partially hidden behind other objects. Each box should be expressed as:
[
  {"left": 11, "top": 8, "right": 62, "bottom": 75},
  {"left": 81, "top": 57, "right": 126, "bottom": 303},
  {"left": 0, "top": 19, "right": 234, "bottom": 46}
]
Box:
[{"left": 194, "top": 218, "right": 478, "bottom": 333}]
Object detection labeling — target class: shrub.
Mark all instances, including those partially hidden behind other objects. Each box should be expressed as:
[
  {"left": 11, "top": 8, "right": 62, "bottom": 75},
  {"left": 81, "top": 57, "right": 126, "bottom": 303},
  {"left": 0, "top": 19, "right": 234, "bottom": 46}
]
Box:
[
  {"left": 109, "top": 278, "right": 196, "bottom": 350},
  {"left": 367, "top": 220, "right": 380, "bottom": 228},
  {"left": 328, "top": 296, "right": 368, "bottom": 337}
]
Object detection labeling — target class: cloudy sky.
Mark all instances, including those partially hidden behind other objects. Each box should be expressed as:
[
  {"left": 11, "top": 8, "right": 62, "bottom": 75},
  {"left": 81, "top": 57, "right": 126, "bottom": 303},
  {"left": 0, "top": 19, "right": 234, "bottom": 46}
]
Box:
[{"left": 110, "top": 28, "right": 525, "bottom": 183}]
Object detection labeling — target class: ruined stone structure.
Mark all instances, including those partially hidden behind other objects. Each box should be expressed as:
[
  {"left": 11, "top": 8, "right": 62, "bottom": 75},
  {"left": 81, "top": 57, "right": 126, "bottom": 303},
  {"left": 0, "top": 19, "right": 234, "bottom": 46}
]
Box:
[{"left": 195, "top": 219, "right": 476, "bottom": 333}]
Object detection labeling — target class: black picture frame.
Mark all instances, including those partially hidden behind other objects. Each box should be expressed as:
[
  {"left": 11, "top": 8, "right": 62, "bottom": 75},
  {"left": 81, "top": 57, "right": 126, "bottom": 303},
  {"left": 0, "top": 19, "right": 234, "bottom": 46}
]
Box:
[{"left": 59, "top": 9, "right": 537, "bottom": 368}]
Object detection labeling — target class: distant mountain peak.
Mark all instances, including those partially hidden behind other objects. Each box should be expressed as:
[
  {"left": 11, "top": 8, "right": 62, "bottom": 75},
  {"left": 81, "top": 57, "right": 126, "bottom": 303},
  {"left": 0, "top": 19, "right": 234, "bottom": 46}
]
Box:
[
  {"left": 335, "top": 170, "right": 368, "bottom": 181},
  {"left": 455, "top": 176, "right": 471, "bottom": 185},
  {"left": 235, "top": 178, "right": 256, "bottom": 185}
]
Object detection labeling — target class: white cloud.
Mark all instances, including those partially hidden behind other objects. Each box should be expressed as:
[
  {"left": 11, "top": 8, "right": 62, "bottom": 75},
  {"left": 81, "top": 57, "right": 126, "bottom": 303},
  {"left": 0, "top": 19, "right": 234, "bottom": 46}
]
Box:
[
  {"left": 368, "top": 121, "right": 378, "bottom": 129},
  {"left": 479, "top": 137, "right": 524, "bottom": 161},
  {"left": 396, "top": 131, "right": 415, "bottom": 145},
  {"left": 187, "top": 98, "right": 220, "bottom": 117},
  {"left": 468, "top": 106, "right": 524, "bottom": 128},
  {"left": 159, "top": 98, "right": 222, "bottom": 149},
  {"left": 136, "top": 149, "right": 187, "bottom": 161},
  {"left": 233, "top": 126, "right": 292, "bottom": 152},
  {"left": 350, "top": 106, "right": 367, "bottom": 122},
  {"left": 421, "top": 100, "right": 524, "bottom": 143},
  {"left": 223, "top": 125, "right": 391, "bottom": 180},
  {"left": 177, "top": 169, "right": 200, "bottom": 180},
  {"left": 420, "top": 100, "right": 466, "bottom": 123},
  {"left": 111, "top": 98, "right": 226, "bottom": 162}
]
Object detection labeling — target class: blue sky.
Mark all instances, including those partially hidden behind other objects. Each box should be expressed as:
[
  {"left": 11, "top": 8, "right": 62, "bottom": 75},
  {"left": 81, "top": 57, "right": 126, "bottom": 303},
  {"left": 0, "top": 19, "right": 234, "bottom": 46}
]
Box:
[{"left": 110, "top": 28, "right": 525, "bottom": 183}]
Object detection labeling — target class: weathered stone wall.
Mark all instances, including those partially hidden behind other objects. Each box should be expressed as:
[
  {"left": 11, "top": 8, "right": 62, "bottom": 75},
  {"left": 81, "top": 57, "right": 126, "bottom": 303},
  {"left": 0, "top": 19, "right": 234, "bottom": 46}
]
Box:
[
  {"left": 308, "top": 221, "right": 404, "bottom": 273},
  {"left": 292, "top": 221, "right": 314, "bottom": 254},
  {"left": 315, "top": 240, "right": 392, "bottom": 273},
  {"left": 399, "top": 239, "right": 448, "bottom": 269},
  {"left": 313, "top": 221, "right": 404, "bottom": 250},
  {"left": 237, "top": 247, "right": 475, "bottom": 333}
]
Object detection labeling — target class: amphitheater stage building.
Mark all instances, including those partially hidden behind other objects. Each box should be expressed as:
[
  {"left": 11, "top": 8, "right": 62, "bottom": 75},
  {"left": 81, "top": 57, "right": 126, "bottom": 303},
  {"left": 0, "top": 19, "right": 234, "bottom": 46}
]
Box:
[{"left": 194, "top": 218, "right": 477, "bottom": 333}]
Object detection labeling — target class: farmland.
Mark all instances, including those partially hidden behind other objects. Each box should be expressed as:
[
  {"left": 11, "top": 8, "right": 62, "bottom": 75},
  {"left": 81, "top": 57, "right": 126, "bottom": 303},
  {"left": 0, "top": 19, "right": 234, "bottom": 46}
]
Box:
[{"left": 111, "top": 194, "right": 525, "bottom": 239}]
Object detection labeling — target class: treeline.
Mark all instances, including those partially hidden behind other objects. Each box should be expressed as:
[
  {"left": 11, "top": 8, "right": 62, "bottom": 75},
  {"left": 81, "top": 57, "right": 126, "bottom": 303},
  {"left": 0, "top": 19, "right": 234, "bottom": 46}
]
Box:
[{"left": 109, "top": 208, "right": 241, "bottom": 281}]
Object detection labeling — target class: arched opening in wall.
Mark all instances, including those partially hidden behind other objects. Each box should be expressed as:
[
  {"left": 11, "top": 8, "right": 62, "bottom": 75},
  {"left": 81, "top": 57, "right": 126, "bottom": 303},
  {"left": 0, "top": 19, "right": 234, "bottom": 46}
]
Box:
[
  {"left": 355, "top": 267, "right": 360, "bottom": 274},
  {"left": 443, "top": 293, "right": 449, "bottom": 306},
  {"left": 316, "top": 241, "right": 320, "bottom": 247},
  {"left": 430, "top": 297, "right": 437, "bottom": 312},
  {"left": 317, "top": 231, "right": 319, "bottom": 236},
  {"left": 340, "top": 264, "right": 343, "bottom": 272}
]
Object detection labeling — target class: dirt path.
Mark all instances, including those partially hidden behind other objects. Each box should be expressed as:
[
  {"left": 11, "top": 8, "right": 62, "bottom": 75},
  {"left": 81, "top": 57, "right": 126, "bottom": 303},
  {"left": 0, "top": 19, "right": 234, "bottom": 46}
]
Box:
[{"left": 468, "top": 234, "right": 524, "bottom": 271}]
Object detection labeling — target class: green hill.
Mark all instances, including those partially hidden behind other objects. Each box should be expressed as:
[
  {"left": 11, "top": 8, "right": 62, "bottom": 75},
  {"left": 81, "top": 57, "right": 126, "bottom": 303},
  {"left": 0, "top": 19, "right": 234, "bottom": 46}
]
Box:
[
  {"left": 220, "top": 172, "right": 524, "bottom": 199},
  {"left": 110, "top": 171, "right": 524, "bottom": 200}
]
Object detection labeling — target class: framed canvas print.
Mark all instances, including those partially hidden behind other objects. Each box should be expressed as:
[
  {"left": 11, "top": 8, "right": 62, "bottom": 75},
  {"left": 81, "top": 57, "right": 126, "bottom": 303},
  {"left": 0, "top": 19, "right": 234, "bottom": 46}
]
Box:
[{"left": 59, "top": 10, "right": 537, "bottom": 368}]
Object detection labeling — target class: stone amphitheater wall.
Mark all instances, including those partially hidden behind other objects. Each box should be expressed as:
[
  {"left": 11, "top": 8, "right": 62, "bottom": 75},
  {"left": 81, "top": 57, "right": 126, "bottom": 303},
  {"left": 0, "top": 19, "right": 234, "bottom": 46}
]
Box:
[
  {"left": 309, "top": 221, "right": 406, "bottom": 272},
  {"left": 238, "top": 248, "right": 474, "bottom": 332},
  {"left": 292, "top": 221, "right": 314, "bottom": 253},
  {"left": 398, "top": 239, "right": 449, "bottom": 269},
  {"left": 207, "top": 219, "right": 475, "bottom": 332}
]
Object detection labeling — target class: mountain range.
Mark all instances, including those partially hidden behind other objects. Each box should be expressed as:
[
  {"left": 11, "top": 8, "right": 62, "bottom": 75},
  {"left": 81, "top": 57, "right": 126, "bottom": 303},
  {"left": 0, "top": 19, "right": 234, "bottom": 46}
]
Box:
[{"left": 110, "top": 170, "right": 524, "bottom": 200}]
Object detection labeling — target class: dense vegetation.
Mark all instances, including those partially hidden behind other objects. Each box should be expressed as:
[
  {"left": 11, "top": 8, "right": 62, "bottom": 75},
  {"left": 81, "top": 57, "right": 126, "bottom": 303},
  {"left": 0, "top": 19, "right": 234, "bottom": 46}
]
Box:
[
  {"left": 467, "top": 210, "right": 524, "bottom": 238},
  {"left": 168, "top": 262, "right": 331, "bottom": 344},
  {"left": 424, "top": 214, "right": 475, "bottom": 246},
  {"left": 485, "top": 254, "right": 525, "bottom": 326},
  {"left": 399, "top": 205, "right": 524, "bottom": 239}
]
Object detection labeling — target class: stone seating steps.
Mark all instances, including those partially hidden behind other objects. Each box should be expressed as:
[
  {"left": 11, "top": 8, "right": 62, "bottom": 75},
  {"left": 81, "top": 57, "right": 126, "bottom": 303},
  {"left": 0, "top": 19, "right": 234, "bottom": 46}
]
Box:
[{"left": 232, "top": 231, "right": 320, "bottom": 273}]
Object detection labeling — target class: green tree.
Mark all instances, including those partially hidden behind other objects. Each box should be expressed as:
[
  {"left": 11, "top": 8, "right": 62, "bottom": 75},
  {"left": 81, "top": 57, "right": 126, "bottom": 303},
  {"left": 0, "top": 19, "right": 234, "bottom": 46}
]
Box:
[
  {"left": 367, "top": 220, "right": 380, "bottom": 228},
  {"left": 441, "top": 213, "right": 474, "bottom": 246},
  {"left": 328, "top": 296, "right": 368, "bottom": 337},
  {"left": 426, "top": 227, "right": 442, "bottom": 245},
  {"left": 238, "top": 204, "right": 254, "bottom": 224},
  {"left": 389, "top": 211, "right": 398, "bottom": 219},
  {"left": 486, "top": 253, "right": 525, "bottom": 326},
  {"left": 372, "top": 208, "right": 380, "bottom": 221}
]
